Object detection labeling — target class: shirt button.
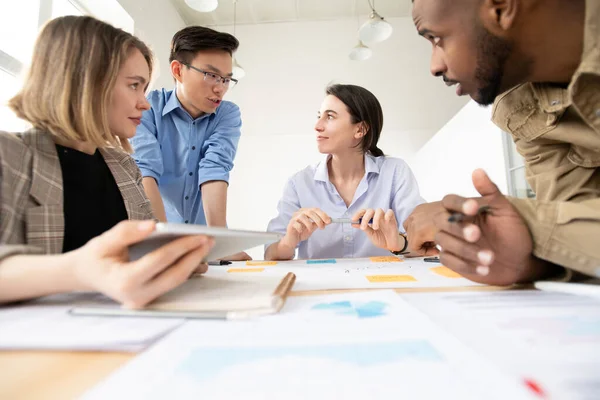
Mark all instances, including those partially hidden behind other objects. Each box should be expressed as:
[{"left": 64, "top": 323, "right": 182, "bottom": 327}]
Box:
[
  {"left": 185, "top": 196, "right": 189, "bottom": 200},
  {"left": 192, "top": 146, "right": 196, "bottom": 150},
  {"left": 185, "top": 220, "right": 189, "bottom": 224},
  {"left": 550, "top": 100, "right": 560, "bottom": 106},
  {"left": 189, "top": 172, "right": 193, "bottom": 176},
  {"left": 344, "top": 235, "right": 352, "bottom": 242}
]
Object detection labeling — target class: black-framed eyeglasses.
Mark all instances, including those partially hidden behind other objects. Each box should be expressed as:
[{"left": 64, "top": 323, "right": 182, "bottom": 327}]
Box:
[{"left": 181, "top": 62, "right": 238, "bottom": 89}]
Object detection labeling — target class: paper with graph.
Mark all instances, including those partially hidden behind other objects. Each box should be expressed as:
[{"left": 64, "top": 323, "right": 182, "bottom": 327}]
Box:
[
  {"left": 82, "top": 291, "right": 533, "bottom": 400},
  {"left": 404, "top": 290, "right": 600, "bottom": 400},
  {"left": 205, "top": 257, "right": 485, "bottom": 291}
]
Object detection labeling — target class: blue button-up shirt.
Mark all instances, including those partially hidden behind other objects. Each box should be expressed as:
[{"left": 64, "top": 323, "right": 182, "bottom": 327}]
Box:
[
  {"left": 131, "top": 88, "right": 241, "bottom": 224},
  {"left": 267, "top": 154, "right": 424, "bottom": 259}
]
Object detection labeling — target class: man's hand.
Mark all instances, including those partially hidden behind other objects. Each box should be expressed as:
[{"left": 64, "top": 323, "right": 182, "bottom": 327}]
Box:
[
  {"left": 433, "top": 169, "right": 551, "bottom": 285},
  {"left": 403, "top": 202, "right": 442, "bottom": 256},
  {"left": 220, "top": 251, "right": 252, "bottom": 261}
]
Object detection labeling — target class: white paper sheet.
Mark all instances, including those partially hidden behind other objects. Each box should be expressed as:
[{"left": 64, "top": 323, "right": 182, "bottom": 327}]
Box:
[
  {"left": 403, "top": 290, "right": 600, "bottom": 400},
  {"left": 208, "top": 257, "right": 484, "bottom": 291},
  {"left": 82, "top": 291, "right": 534, "bottom": 400},
  {"left": 0, "top": 293, "right": 184, "bottom": 351}
]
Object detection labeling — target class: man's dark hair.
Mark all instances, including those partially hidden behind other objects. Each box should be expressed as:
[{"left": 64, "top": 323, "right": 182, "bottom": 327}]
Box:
[
  {"left": 326, "top": 84, "right": 385, "bottom": 157},
  {"left": 169, "top": 26, "right": 239, "bottom": 63}
]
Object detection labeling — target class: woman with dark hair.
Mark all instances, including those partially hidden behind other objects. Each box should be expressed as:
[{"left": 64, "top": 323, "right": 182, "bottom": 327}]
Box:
[{"left": 265, "top": 84, "right": 424, "bottom": 260}]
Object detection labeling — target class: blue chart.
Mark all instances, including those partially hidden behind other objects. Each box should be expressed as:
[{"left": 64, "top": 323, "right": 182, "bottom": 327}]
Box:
[
  {"left": 311, "top": 300, "right": 388, "bottom": 318},
  {"left": 176, "top": 340, "right": 443, "bottom": 381}
]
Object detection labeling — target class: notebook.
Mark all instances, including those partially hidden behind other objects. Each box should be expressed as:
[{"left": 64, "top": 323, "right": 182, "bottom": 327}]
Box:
[{"left": 69, "top": 272, "right": 296, "bottom": 320}]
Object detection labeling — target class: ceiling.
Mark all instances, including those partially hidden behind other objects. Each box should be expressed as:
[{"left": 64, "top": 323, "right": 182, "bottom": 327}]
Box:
[{"left": 170, "top": 0, "right": 412, "bottom": 27}]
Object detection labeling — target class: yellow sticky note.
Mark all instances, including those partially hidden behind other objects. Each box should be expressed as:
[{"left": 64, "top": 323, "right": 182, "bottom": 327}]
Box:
[
  {"left": 430, "top": 266, "right": 462, "bottom": 278},
  {"left": 227, "top": 268, "right": 265, "bottom": 273},
  {"left": 369, "top": 256, "right": 403, "bottom": 263},
  {"left": 366, "top": 275, "right": 417, "bottom": 283},
  {"left": 246, "top": 261, "right": 277, "bottom": 266}
]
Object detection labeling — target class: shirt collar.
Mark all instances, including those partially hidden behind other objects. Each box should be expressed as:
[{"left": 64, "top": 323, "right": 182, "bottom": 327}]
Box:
[
  {"left": 162, "top": 88, "right": 182, "bottom": 117},
  {"left": 314, "top": 153, "right": 380, "bottom": 183},
  {"left": 161, "top": 88, "right": 214, "bottom": 121}
]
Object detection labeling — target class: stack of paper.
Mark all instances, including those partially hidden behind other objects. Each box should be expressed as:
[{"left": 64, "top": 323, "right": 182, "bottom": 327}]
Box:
[
  {"left": 404, "top": 290, "right": 600, "bottom": 400},
  {"left": 81, "top": 291, "right": 535, "bottom": 400},
  {"left": 0, "top": 293, "right": 184, "bottom": 352},
  {"left": 206, "top": 257, "right": 485, "bottom": 291}
]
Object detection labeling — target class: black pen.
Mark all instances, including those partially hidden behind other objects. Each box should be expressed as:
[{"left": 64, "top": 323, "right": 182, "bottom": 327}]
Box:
[
  {"left": 207, "top": 260, "right": 232, "bottom": 266},
  {"left": 448, "top": 205, "right": 491, "bottom": 223},
  {"left": 423, "top": 257, "right": 440, "bottom": 263}
]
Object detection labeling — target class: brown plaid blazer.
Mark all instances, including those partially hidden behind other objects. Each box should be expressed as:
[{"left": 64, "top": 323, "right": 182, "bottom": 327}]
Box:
[{"left": 0, "top": 129, "right": 155, "bottom": 261}]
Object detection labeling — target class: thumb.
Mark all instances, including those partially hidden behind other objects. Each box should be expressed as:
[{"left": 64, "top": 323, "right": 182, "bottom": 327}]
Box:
[
  {"left": 95, "top": 220, "right": 156, "bottom": 252},
  {"left": 472, "top": 169, "right": 501, "bottom": 199}
]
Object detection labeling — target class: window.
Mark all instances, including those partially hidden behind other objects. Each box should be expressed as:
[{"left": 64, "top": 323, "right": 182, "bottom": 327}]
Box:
[
  {"left": 503, "top": 132, "right": 535, "bottom": 199},
  {"left": 0, "top": 0, "right": 132, "bottom": 132}
]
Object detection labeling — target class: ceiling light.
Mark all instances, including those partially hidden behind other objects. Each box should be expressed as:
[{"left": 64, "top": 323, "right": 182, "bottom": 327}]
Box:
[
  {"left": 349, "top": 41, "right": 372, "bottom": 61},
  {"left": 232, "top": 58, "right": 245, "bottom": 79},
  {"left": 358, "top": 10, "right": 393, "bottom": 45},
  {"left": 185, "top": 0, "right": 218, "bottom": 12}
]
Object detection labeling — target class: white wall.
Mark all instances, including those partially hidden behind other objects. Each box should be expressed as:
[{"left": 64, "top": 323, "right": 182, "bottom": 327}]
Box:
[
  {"left": 117, "top": 0, "right": 186, "bottom": 89},
  {"left": 410, "top": 101, "right": 509, "bottom": 203}
]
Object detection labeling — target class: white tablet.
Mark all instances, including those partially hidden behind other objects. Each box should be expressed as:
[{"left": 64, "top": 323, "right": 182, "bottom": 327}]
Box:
[{"left": 128, "top": 223, "right": 283, "bottom": 262}]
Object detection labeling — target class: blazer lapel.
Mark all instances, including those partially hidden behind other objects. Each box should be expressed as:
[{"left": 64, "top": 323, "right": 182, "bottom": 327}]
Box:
[{"left": 23, "top": 131, "right": 65, "bottom": 254}]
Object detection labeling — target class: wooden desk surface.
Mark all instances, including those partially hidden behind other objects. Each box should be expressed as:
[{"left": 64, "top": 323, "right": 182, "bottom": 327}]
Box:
[{"left": 0, "top": 285, "right": 516, "bottom": 400}]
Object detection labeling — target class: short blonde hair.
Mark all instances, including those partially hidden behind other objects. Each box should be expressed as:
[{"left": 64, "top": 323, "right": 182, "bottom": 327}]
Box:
[{"left": 9, "top": 16, "right": 153, "bottom": 153}]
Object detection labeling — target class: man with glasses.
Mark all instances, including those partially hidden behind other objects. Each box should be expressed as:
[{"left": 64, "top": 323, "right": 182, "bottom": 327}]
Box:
[{"left": 131, "top": 26, "right": 250, "bottom": 260}]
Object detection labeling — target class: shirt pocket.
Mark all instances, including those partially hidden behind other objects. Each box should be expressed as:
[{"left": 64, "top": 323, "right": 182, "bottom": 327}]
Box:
[{"left": 505, "top": 97, "right": 563, "bottom": 142}]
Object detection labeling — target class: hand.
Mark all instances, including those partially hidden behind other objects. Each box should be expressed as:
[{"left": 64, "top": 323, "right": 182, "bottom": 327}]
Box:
[
  {"left": 433, "top": 169, "right": 550, "bottom": 285},
  {"left": 352, "top": 208, "right": 403, "bottom": 252},
  {"left": 403, "top": 202, "right": 442, "bottom": 256},
  {"left": 71, "top": 220, "right": 214, "bottom": 309},
  {"left": 281, "top": 208, "right": 332, "bottom": 249},
  {"left": 220, "top": 251, "right": 252, "bottom": 261}
]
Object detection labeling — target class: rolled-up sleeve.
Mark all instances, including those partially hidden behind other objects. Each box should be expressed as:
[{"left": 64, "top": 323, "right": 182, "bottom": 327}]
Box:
[
  {"left": 391, "top": 160, "right": 425, "bottom": 233},
  {"left": 509, "top": 197, "right": 600, "bottom": 279},
  {"left": 265, "top": 178, "right": 301, "bottom": 249},
  {"left": 130, "top": 107, "right": 164, "bottom": 183},
  {"left": 197, "top": 103, "right": 241, "bottom": 186}
]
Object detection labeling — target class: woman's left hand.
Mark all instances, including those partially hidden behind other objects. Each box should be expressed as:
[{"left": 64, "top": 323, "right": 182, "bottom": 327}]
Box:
[{"left": 351, "top": 208, "right": 404, "bottom": 252}]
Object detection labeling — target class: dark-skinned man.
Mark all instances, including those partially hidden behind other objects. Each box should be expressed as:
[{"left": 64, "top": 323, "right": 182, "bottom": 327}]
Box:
[{"left": 405, "top": 0, "right": 599, "bottom": 285}]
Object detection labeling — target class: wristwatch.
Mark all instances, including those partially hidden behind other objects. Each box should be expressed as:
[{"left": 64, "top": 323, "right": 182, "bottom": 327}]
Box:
[{"left": 390, "top": 232, "right": 409, "bottom": 255}]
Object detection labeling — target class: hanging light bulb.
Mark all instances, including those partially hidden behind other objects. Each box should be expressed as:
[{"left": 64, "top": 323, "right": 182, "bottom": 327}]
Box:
[
  {"left": 185, "top": 0, "right": 218, "bottom": 12},
  {"left": 358, "top": 10, "right": 393, "bottom": 45},
  {"left": 231, "top": 0, "right": 245, "bottom": 79},
  {"left": 349, "top": 41, "right": 372, "bottom": 61},
  {"left": 232, "top": 58, "right": 245, "bottom": 79}
]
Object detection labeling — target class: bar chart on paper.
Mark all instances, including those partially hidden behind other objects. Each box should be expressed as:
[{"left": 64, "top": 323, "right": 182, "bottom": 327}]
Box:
[
  {"left": 205, "top": 257, "right": 485, "bottom": 291},
  {"left": 82, "top": 292, "right": 533, "bottom": 400}
]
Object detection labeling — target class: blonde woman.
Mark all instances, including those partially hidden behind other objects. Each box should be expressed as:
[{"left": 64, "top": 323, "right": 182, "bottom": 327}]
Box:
[{"left": 0, "top": 16, "right": 213, "bottom": 308}]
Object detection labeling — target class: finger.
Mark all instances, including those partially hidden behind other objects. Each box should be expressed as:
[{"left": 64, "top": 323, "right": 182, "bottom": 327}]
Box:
[
  {"left": 472, "top": 169, "right": 501, "bottom": 199},
  {"left": 433, "top": 211, "right": 482, "bottom": 243},
  {"left": 297, "top": 215, "right": 316, "bottom": 232},
  {"left": 351, "top": 209, "right": 367, "bottom": 224},
  {"left": 439, "top": 250, "right": 491, "bottom": 277},
  {"left": 304, "top": 210, "right": 327, "bottom": 229},
  {"left": 434, "top": 231, "right": 494, "bottom": 267},
  {"left": 371, "top": 209, "right": 386, "bottom": 230},
  {"left": 96, "top": 220, "right": 156, "bottom": 252},
  {"left": 384, "top": 209, "right": 397, "bottom": 228},
  {"left": 128, "top": 245, "right": 213, "bottom": 308},
  {"left": 360, "top": 209, "right": 376, "bottom": 230},
  {"left": 312, "top": 209, "right": 332, "bottom": 225},
  {"left": 441, "top": 195, "right": 482, "bottom": 216},
  {"left": 292, "top": 221, "right": 303, "bottom": 234},
  {"left": 131, "top": 235, "right": 213, "bottom": 282}
]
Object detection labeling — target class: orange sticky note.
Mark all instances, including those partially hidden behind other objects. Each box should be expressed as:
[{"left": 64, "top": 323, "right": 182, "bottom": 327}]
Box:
[
  {"left": 246, "top": 261, "right": 277, "bottom": 266},
  {"left": 369, "top": 256, "right": 403, "bottom": 263},
  {"left": 227, "top": 268, "right": 265, "bottom": 273},
  {"left": 430, "top": 266, "right": 462, "bottom": 278},
  {"left": 366, "top": 275, "right": 416, "bottom": 283}
]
